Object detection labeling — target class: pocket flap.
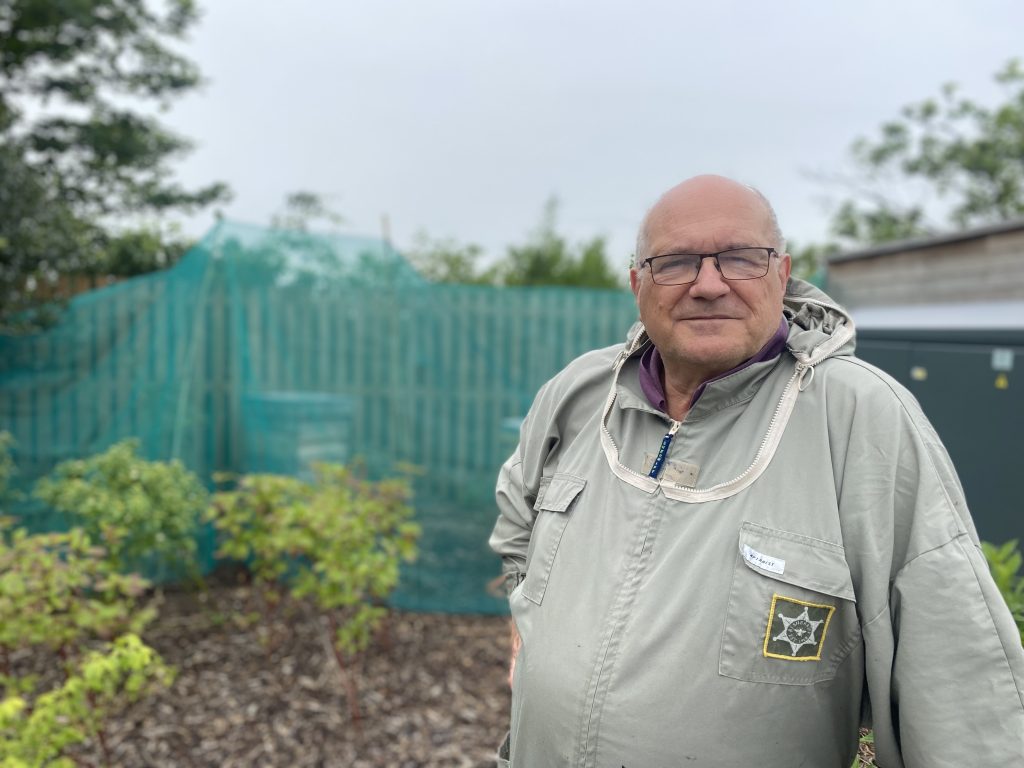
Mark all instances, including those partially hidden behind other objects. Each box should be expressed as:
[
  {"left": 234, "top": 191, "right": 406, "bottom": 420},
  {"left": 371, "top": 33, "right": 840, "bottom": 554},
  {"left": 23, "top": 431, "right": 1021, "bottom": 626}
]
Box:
[
  {"left": 534, "top": 473, "right": 586, "bottom": 513},
  {"left": 737, "top": 522, "right": 856, "bottom": 602}
]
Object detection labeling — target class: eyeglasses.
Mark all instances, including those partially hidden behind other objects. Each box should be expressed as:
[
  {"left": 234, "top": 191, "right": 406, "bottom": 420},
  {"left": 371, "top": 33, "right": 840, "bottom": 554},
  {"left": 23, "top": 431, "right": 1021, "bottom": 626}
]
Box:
[{"left": 641, "top": 247, "right": 778, "bottom": 285}]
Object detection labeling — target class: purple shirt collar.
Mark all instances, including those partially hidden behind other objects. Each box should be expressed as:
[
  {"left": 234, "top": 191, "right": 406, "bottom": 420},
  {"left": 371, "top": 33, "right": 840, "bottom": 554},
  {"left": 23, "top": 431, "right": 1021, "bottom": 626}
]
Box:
[{"left": 638, "top": 316, "right": 789, "bottom": 413}]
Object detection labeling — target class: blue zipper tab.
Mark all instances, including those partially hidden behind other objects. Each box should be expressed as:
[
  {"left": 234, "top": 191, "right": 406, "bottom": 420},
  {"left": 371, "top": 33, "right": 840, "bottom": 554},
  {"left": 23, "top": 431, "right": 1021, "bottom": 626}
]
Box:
[{"left": 648, "top": 421, "right": 681, "bottom": 478}]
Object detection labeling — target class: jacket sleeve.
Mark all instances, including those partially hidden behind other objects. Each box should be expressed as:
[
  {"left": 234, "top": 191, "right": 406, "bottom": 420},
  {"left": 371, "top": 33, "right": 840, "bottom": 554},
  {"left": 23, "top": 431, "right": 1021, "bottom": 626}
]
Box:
[
  {"left": 489, "top": 454, "right": 537, "bottom": 587},
  {"left": 488, "top": 378, "right": 561, "bottom": 591},
  {"left": 881, "top": 535, "right": 1024, "bottom": 766},
  {"left": 843, "top": 370, "right": 1024, "bottom": 766},
  {"left": 488, "top": 343, "right": 621, "bottom": 591}
]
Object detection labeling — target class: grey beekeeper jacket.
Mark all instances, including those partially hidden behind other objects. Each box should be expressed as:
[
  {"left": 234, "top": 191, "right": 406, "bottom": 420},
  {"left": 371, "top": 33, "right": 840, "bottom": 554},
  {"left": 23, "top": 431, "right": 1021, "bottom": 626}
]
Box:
[{"left": 489, "top": 279, "right": 1024, "bottom": 768}]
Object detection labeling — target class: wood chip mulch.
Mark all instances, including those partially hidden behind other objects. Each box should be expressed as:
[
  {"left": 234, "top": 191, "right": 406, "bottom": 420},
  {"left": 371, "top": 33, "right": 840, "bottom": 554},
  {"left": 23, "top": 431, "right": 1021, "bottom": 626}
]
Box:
[
  {"left": 19, "top": 576, "right": 876, "bottom": 767},
  {"left": 66, "top": 580, "right": 512, "bottom": 768}
]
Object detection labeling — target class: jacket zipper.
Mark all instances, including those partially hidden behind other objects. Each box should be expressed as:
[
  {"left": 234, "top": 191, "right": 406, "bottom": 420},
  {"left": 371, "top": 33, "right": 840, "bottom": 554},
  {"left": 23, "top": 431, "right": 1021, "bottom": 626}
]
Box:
[{"left": 648, "top": 420, "right": 681, "bottom": 478}]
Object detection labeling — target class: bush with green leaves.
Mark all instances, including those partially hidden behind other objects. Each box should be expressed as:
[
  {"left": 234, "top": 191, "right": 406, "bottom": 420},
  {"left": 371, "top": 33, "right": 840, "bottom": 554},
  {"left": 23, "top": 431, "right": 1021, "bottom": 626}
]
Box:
[
  {"left": 0, "top": 518, "right": 164, "bottom": 767},
  {"left": 0, "top": 633, "right": 173, "bottom": 768},
  {"left": 0, "top": 437, "right": 172, "bottom": 765},
  {"left": 208, "top": 462, "right": 420, "bottom": 653},
  {"left": 207, "top": 462, "right": 420, "bottom": 717},
  {"left": 0, "top": 522, "right": 153, "bottom": 681},
  {"left": 35, "top": 439, "right": 207, "bottom": 579},
  {"left": 982, "top": 539, "right": 1024, "bottom": 644}
]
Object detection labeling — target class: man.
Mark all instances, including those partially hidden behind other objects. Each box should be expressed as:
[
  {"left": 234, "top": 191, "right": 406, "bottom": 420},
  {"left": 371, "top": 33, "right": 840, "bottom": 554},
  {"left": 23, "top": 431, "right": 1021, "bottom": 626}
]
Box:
[{"left": 489, "top": 175, "right": 1024, "bottom": 767}]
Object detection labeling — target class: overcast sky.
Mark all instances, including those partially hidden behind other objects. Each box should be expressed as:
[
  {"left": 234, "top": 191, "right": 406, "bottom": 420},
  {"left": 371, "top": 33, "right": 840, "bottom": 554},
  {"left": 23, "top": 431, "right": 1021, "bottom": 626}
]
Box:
[{"left": 165, "top": 0, "right": 1024, "bottom": 269}]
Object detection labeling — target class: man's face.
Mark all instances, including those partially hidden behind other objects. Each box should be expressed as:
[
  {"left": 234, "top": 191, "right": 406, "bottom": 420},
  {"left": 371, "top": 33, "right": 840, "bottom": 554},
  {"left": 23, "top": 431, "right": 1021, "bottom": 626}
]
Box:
[{"left": 629, "top": 177, "right": 791, "bottom": 383}]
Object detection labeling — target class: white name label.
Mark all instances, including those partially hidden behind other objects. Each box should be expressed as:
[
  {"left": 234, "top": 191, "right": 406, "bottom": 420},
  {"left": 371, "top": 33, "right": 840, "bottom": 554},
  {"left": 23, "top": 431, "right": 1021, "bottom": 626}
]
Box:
[{"left": 743, "top": 545, "right": 785, "bottom": 575}]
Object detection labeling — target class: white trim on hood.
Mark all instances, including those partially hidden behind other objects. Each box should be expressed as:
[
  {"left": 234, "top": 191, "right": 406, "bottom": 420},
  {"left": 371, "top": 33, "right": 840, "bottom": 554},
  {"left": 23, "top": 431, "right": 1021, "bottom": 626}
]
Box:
[{"left": 599, "top": 309, "right": 855, "bottom": 503}]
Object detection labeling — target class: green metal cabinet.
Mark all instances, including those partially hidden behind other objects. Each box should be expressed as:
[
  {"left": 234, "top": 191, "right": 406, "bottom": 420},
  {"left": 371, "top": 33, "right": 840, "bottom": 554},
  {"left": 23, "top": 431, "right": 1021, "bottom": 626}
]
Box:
[{"left": 855, "top": 326, "right": 1023, "bottom": 547}]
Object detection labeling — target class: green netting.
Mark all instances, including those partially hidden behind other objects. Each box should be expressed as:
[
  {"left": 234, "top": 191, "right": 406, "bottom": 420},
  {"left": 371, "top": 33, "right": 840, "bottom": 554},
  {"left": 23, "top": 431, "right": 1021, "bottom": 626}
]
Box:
[{"left": 0, "top": 220, "right": 639, "bottom": 613}]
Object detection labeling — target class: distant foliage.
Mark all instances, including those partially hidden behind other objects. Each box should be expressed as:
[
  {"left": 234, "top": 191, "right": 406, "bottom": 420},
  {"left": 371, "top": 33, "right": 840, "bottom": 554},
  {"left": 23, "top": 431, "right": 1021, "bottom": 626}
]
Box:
[
  {"left": 271, "top": 191, "right": 345, "bottom": 232},
  {"left": 35, "top": 439, "right": 207, "bottom": 579},
  {"left": 407, "top": 235, "right": 492, "bottom": 285},
  {"left": 0, "top": 0, "right": 229, "bottom": 332},
  {"left": 780, "top": 239, "right": 837, "bottom": 282},
  {"left": 409, "top": 197, "right": 624, "bottom": 289},
  {"left": 816, "top": 59, "right": 1024, "bottom": 250}
]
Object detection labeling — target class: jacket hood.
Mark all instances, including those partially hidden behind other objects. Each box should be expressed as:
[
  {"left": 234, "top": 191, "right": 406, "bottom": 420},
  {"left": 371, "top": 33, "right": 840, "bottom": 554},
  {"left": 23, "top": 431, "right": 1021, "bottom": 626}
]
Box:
[
  {"left": 605, "top": 280, "right": 857, "bottom": 503},
  {"left": 784, "top": 277, "right": 856, "bottom": 363},
  {"left": 620, "top": 277, "right": 856, "bottom": 368}
]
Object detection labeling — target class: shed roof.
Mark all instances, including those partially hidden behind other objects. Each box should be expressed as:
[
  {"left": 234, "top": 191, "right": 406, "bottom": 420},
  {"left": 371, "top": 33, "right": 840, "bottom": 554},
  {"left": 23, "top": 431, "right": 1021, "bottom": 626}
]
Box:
[{"left": 828, "top": 217, "right": 1024, "bottom": 265}]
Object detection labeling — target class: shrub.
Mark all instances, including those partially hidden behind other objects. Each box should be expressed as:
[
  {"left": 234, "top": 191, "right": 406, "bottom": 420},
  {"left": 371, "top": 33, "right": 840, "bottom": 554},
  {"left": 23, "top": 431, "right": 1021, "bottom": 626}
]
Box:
[
  {"left": 35, "top": 439, "right": 207, "bottom": 579},
  {"left": 1, "top": 436, "right": 170, "bottom": 766},
  {"left": 208, "top": 462, "right": 419, "bottom": 654},
  {"left": 0, "top": 522, "right": 153, "bottom": 675},
  {"left": 0, "top": 633, "right": 172, "bottom": 768},
  {"left": 206, "top": 462, "right": 420, "bottom": 718}
]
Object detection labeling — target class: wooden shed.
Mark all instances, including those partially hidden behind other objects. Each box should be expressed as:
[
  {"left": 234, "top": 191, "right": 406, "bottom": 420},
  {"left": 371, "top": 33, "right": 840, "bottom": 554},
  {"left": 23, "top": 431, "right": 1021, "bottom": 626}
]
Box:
[{"left": 826, "top": 218, "right": 1024, "bottom": 309}]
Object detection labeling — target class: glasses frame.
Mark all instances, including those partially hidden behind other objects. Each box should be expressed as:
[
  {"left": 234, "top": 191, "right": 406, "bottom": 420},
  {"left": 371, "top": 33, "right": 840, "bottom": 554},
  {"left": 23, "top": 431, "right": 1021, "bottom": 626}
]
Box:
[{"left": 641, "top": 247, "right": 779, "bottom": 285}]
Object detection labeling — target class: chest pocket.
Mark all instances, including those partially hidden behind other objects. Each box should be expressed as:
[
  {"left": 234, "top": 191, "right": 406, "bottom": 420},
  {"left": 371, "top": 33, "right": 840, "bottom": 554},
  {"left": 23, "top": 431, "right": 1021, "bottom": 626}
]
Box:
[
  {"left": 719, "top": 521, "right": 861, "bottom": 685},
  {"left": 521, "top": 473, "right": 586, "bottom": 605}
]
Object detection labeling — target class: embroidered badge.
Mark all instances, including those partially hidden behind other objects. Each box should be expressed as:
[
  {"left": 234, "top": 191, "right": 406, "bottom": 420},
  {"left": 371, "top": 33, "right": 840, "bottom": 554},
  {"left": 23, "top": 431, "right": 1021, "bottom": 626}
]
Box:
[{"left": 762, "top": 594, "right": 836, "bottom": 661}]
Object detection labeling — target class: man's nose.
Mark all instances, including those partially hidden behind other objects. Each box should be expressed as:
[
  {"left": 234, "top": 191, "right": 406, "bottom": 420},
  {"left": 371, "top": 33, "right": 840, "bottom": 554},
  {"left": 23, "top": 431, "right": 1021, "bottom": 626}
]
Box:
[{"left": 688, "top": 256, "right": 730, "bottom": 298}]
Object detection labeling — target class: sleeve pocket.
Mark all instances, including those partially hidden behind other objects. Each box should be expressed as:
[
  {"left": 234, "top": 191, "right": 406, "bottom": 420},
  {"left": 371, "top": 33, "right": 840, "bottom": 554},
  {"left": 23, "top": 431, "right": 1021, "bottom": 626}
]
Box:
[
  {"left": 720, "top": 522, "right": 861, "bottom": 685},
  {"left": 521, "top": 473, "right": 586, "bottom": 605}
]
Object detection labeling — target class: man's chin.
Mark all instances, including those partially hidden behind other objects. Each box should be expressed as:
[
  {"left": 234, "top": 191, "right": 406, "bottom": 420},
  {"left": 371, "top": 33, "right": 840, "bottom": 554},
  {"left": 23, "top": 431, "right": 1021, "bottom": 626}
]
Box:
[{"left": 667, "top": 343, "right": 749, "bottom": 375}]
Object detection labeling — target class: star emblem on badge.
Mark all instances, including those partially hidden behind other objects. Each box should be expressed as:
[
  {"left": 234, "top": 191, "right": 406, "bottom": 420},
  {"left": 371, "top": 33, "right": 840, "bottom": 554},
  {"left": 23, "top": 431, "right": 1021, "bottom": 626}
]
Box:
[{"left": 772, "top": 606, "right": 824, "bottom": 655}]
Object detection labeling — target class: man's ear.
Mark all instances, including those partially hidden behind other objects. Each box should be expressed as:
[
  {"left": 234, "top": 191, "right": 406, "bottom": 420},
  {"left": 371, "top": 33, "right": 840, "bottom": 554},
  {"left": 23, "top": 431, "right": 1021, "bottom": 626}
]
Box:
[
  {"left": 777, "top": 253, "right": 792, "bottom": 288},
  {"left": 629, "top": 268, "right": 641, "bottom": 298}
]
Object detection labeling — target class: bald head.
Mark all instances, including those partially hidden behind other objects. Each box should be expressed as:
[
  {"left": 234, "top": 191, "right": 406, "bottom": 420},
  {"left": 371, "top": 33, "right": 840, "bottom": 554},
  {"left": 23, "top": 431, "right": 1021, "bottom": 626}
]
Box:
[
  {"left": 628, "top": 175, "right": 792, "bottom": 406},
  {"left": 634, "top": 175, "right": 785, "bottom": 267}
]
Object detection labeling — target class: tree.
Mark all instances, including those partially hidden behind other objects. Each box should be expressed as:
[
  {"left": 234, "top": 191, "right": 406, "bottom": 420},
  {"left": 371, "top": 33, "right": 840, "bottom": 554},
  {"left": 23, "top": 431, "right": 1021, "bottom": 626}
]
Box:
[
  {"left": 786, "top": 239, "right": 836, "bottom": 283},
  {"left": 406, "top": 234, "right": 491, "bottom": 285},
  {"left": 0, "top": 0, "right": 229, "bottom": 332},
  {"left": 0, "top": 144, "right": 102, "bottom": 331},
  {"left": 271, "top": 191, "right": 345, "bottom": 232},
  {"left": 408, "top": 197, "right": 624, "bottom": 289},
  {"left": 497, "top": 198, "right": 622, "bottom": 288},
  {"left": 823, "top": 59, "right": 1024, "bottom": 247}
]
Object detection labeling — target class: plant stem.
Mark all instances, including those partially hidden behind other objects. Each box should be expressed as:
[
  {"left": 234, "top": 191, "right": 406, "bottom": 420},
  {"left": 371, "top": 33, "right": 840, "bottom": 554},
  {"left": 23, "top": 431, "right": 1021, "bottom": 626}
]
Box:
[
  {"left": 85, "top": 690, "right": 112, "bottom": 766},
  {"left": 325, "top": 614, "right": 363, "bottom": 728}
]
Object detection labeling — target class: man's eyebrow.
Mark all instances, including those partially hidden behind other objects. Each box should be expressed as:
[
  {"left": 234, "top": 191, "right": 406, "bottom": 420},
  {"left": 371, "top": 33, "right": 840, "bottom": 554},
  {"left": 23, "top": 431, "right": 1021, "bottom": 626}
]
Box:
[{"left": 657, "top": 243, "right": 758, "bottom": 255}]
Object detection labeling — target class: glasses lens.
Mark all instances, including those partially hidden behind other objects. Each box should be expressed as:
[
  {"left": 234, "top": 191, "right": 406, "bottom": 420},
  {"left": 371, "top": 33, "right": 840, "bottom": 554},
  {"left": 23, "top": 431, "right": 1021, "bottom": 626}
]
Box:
[
  {"left": 718, "top": 248, "right": 770, "bottom": 280},
  {"left": 651, "top": 254, "right": 701, "bottom": 284}
]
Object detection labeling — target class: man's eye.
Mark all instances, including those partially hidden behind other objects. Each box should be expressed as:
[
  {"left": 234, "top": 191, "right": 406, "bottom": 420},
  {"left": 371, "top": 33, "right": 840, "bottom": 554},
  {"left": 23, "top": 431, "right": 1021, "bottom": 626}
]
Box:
[
  {"left": 658, "top": 256, "right": 695, "bottom": 272},
  {"left": 721, "top": 255, "right": 757, "bottom": 269}
]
